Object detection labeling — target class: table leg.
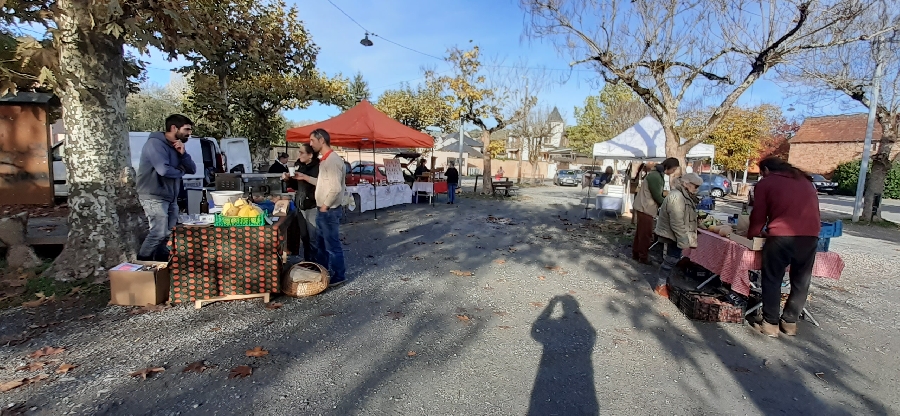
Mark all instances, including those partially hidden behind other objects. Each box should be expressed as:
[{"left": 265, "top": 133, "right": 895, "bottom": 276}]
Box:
[
  {"left": 696, "top": 274, "right": 720, "bottom": 290},
  {"left": 744, "top": 301, "right": 762, "bottom": 318},
  {"left": 801, "top": 307, "right": 820, "bottom": 327}
]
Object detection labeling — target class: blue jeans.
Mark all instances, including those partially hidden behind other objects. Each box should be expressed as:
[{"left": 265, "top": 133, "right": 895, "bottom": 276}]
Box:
[
  {"left": 139, "top": 198, "right": 178, "bottom": 260},
  {"left": 448, "top": 183, "right": 458, "bottom": 203},
  {"left": 315, "top": 208, "right": 346, "bottom": 283}
]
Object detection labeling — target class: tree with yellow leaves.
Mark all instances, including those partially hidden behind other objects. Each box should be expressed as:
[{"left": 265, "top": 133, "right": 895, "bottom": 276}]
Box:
[
  {"left": 374, "top": 76, "right": 453, "bottom": 132},
  {"left": 435, "top": 45, "right": 534, "bottom": 193},
  {"left": 705, "top": 104, "right": 783, "bottom": 176}
]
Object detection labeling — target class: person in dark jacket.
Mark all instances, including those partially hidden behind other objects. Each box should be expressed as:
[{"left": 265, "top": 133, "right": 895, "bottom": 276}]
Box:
[
  {"left": 136, "top": 114, "right": 196, "bottom": 261},
  {"left": 748, "top": 157, "right": 821, "bottom": 338},
  {"left": 445, "top": 161, "right": 460, "bottom": 204},
  {"left": 268, "top": 152, "right": 290, "bottom": 174},
  {"left": 288, "top": 143, "right": 320, "bottom": 262}
]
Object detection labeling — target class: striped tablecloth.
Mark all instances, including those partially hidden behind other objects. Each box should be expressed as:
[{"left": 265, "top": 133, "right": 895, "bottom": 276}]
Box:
[{"left": 682, "top": 230, "right": 844, "bottom": 296}]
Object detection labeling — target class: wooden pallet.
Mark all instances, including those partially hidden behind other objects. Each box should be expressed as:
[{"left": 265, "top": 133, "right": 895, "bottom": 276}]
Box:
[{"left": 194, "top": 293, "right": 270, "bottom": 309}]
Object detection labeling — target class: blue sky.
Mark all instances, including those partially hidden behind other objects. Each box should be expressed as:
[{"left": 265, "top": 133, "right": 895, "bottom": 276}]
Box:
[{"left": 136, "top": 0, "right": 866, "bottom": 127}]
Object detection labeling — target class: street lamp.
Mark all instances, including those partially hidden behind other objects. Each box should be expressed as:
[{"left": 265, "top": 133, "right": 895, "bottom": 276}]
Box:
[{"left": 360, "top": 33, "right": 373, "bottom": 47}]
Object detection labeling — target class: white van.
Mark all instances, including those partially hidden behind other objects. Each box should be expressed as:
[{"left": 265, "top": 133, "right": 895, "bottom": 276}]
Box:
[{"left": 52, "top": 133, "right": 252, "bottom": 197}]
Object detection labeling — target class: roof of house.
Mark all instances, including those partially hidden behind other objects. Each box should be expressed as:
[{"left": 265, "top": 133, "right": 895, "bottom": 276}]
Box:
[
  {"left": 436, "top": 142, "right": 484, "bottom": 158},
  {"left": 440, "top": 132, "right": 482, "bottom": 147},
  {"left": 549, "top": 107, "right": 564, "bottom": 124},
  {"left": 791, "top": 114, "right": 883, "bottom": 144}
]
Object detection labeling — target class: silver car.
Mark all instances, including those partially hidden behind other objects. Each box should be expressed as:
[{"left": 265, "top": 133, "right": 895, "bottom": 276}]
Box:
[{"left": 553, "top": 169, "right": 582, "bottom": 187}]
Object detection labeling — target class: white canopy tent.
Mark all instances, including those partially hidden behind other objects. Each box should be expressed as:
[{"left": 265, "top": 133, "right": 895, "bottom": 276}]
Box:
[{"left": 592, "top": 116, "right": 715, "bottom": 160}]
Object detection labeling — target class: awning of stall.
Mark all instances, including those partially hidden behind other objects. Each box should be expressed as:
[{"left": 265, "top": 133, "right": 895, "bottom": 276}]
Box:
[
  {"left": 592, "top": 115, "right": 714, "bottom": 160},
  {"left": 285, "top": 100, "right": 434, "bottom": 149}
]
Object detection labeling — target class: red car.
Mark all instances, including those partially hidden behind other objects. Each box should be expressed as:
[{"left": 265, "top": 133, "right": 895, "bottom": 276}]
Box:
[{"left": 346, "top": 162, "right": 388, "bottom": 186}]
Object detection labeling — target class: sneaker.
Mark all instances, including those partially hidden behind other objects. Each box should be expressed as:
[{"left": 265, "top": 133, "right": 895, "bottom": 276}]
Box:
[
  {"left": 328, "top": 279, "right": 346, "bottom": 288},
  {"left": 447, "top": 202, "right": 452, "bottom": 204},
  {"left": 653, "top": 285, "right": 669, "bottom": 298},
  {"left": 780, "top": 319, "right": 797, "bottom": 336},
  {"left": 751, "top": 321, "right": 779, "bottom": 338}
]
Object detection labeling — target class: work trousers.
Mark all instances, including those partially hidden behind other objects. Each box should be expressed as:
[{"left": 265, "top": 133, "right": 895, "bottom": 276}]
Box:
[
  {"left": 761, "top": 236, "right": 818, "bottom": 325},
  {"left": 632, "top": 211, "right": 655, "bottom": 262}
]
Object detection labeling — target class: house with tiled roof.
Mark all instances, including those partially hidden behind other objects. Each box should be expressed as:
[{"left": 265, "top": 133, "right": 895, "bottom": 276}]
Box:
[{"left": 788, "top": 114, "right": 898, "bottom": 176}]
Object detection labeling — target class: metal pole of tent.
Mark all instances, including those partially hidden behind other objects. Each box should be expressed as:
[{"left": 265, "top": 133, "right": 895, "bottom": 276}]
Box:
[
  {"left": 357, "top": 147, "right": 362, "bottom": 218},
  {"left": 581, "top": 156, "right": 597, "bottom": 220},
  {"left": 372, "top": 139, "right": 377, "bottom": 220}
]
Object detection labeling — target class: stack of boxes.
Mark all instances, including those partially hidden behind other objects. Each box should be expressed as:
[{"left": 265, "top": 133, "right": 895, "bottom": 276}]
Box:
[{"left": 817, "top": 220, "right": 843, "bottom": 252}]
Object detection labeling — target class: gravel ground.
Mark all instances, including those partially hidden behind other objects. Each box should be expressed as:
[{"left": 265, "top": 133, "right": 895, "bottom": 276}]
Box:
[{"left": 1, "top": 182, "right": 898, "bottom": 415}]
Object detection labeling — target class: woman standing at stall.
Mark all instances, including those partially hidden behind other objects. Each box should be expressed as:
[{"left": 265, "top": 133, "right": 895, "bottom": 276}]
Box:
[
  {"left": 632, "top": 158, "right": 680, "bottom": 264},
  {"left": 748, "top": 157, "right": 821, "bottom": 337},
  {"left": 290, "top": 143, "right": 320, "bottom": 262},
  {"left": 652, "top": 173, "right": 703, "bottom": 298}
]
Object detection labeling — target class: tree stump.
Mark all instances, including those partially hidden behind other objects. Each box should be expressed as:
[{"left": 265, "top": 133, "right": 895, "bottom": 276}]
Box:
[{"left": 0, "top": 213, "right": 42, "bottom": 269}]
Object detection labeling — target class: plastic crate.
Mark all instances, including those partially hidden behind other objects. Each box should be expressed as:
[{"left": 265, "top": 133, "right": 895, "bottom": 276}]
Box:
[
  {"left": 819, "top": 220, "right": 843, "bottom": 238},
  {"left": 214, "top": 212, "right": 265, "bottom": 227},
  {"left": 816, "top": 237, "right": 830, "bottom": 252}
]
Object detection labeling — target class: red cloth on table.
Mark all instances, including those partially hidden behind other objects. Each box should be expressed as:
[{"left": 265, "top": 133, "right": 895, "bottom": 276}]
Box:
[
  {"left": 433, "top": 181, "right": 448, "bottom": 193},
  {"left": 682, "top": 230, "right": 844, "bottom": 296}
]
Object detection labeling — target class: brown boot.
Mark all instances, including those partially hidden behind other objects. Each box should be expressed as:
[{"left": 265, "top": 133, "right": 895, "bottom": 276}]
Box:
[
  {"left": 780, "top": 319, "right": 797, "bottom": 336},
  {"left": 654, "top": 284, "right": 669, "bottom": 299},
  {"left": 751, "top": 321, "right": 779, "bottom": 338}
]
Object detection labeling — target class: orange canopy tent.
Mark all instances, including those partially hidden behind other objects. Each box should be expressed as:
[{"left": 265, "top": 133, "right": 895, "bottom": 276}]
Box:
[{"left": 285, "top": 100, "right": 434, "bottom": 149}]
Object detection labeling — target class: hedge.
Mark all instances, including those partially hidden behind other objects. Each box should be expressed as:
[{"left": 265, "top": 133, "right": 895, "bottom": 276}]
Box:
[{"left": 832, "top": 159, "right": 900, "bottom": 199}]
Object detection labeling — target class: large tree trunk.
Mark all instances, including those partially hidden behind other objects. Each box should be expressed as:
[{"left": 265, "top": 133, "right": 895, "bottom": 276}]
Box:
[
  {"left": 661, "top": 122, "right": 687, "bottom": 176},
  {"left": 863, "top": 117, "right": 895, "bottom": 221},
  {"left": 481, "top": 130, "right": 493, "bottom": 194},
  {"left": 45, "top": 0, "right": 147, "bottom": 281}
]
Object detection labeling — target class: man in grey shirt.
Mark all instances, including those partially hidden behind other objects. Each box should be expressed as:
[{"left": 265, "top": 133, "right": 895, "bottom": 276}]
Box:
[{"left": 136, "top": 114, "right": 196, "bottom": 261}]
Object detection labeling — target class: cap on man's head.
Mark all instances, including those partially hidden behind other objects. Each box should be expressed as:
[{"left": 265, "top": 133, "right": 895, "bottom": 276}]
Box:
[{"left": 681, "top": 173, "right": 703, "bottom": 186}]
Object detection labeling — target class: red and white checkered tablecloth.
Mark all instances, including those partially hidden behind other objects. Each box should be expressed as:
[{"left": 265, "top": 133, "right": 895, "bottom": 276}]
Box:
[{"left": 682, "top": 230, "right": 844, "bottom": 296}]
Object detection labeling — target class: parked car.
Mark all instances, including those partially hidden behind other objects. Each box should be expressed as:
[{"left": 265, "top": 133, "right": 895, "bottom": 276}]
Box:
[
  {"left": 698, "top": 173, "right": 732, "bottom": 198},
  {"left": 553, "top": 169, "right": 582, "bottom": 186},
  {"left": 747, "top": 180, "right": 758, "bottom": 206},
  {"left": 811, "top": 174, "right": 837, "bottom": 194},
  {"left": 346, "top": 162, "right": 388, "bottom": 186}
]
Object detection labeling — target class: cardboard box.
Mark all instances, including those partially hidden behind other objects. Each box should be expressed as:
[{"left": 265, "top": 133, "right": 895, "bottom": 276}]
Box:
[
  {"left": 729, "top": 234, "right": 765, "bottom": 251},
  {"left": 109, "top": 261, "right": 170, "bottom": 306}
]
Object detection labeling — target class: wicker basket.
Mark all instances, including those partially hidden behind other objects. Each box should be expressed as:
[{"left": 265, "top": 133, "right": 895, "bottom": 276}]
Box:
[{"left": 282, "top": 262, "right": 330, "bottom": 297}]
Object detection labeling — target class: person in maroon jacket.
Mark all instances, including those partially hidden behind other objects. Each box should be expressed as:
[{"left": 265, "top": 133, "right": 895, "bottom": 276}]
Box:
[{"left": 748, "top": 157, "right": 821, "bottom": 337}]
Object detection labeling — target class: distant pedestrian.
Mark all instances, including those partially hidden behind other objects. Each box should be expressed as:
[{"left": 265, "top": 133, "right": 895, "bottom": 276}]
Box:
[
  {"left": 268, "top": 152, "right": 290, "bottom": 174},
  {"left": 306, "top": 129, "right": 347, "bottom": 287},
  {"left": 495, "top": 166, "right": 505, "bottom": 180},
  {"left": 445, "top": 161, "right": 460, "bottom": 205},
  {"left": 136, "top": 114, "right": 196, "bottom": 261}
]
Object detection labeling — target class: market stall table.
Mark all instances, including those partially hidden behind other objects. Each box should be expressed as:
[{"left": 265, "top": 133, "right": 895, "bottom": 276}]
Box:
[
  {"left": 346, "top": 183, "right": 412, "bottom": 212},
  {"left": 411, "top": 181, "right": 447, "bottom": 204},
  {"left": 682, "top": 229, "right": 845, "bottom": 297},
  {"left": 168, "top": 218, "right": 286, "bottom": 308}
]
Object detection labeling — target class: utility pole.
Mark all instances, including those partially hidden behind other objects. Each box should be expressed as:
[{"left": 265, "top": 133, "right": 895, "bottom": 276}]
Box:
[
  {"left": 457, "top": 117, "right": 464, "bottom": 176},
  {"left": 853, "top": 36, "right": 884, "bottom": 222},
  {"left": 517, "top": 79, "right": 528, "bottom": 184}
]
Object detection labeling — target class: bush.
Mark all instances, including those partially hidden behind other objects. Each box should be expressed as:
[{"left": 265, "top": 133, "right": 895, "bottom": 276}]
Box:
[{"left": 832, "top": 160, "right": 900, "bottom": 199}]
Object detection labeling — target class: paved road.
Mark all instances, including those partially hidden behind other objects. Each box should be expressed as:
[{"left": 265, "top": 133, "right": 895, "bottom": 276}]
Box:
[
  {"left": 0, "top": 183, "right": 897, "bottom": 415},
  {"left": 816, "top": 195, "right": 900, "bottom": 223}
]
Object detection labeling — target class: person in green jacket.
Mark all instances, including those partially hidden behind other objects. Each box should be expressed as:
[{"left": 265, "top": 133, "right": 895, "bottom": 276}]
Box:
[{"left": 632, "top": 158, "right": 680, "bottom": 264}]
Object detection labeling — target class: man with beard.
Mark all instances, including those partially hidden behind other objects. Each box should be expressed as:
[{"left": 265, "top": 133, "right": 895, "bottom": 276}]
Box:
[{"left": 136, "top": 114, "right": 196, "bottom": 261}]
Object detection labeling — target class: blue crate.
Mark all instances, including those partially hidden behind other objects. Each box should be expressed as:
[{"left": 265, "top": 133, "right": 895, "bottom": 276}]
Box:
[
  {"left": 816, "top": 237, "right": 830, "bottom": 252},
  {"left": 820, "top": 220, "right": 843, "bottom": 239}
]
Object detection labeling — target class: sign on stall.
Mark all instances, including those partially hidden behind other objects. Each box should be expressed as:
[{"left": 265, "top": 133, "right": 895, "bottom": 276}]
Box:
[{"left": 383, "top": 159, "right": 404, "bottom": 183}]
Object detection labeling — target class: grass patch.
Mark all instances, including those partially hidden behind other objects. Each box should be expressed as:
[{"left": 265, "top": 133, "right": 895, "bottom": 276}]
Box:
[
  {"left": 0, "top": 258, "right": 108, "bottom": 310},
  {"left": 840, "top": 217, "right": 899, "bottom": 230}
]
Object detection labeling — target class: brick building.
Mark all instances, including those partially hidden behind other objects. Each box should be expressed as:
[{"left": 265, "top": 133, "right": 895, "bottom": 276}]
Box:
[{"left": 789, "top": 114, "right": 899, "bottom": 176}]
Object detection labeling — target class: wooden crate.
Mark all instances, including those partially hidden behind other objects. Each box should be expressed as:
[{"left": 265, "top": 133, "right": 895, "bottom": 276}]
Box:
[{"left": 670, "top": 285, "right": 744, "bottom": 323}]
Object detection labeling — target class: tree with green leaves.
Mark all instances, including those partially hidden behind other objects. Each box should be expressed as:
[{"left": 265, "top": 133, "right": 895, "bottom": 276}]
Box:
[
  {"left": 338, "top": 71, "right": 370, "bottom": 110},
  {"left": 1, "top": 0, "right": 192, "bottom": 280},
  {"left": 375, "top": 78, "right": 453, "bottom": 132},
  {"left": 435, "top": 45, "right": 534, "bottom": 193},
  {"left": 566, "top": 82, "right": 647, "bottom": 155}
]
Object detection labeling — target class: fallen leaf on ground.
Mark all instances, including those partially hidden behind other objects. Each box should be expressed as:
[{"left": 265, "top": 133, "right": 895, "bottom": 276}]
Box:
[
  {"left": 21, "top": 298, "right": 47, "bottom": 308},
  {"left": 498, "top": 325, "right": 513, "bottom": 329},
  {"left": 386, "top": 311, "right": 405, "bottom": 320},
  {"left": 78, "top": 314, "right": 95, "bottom": 320},
  {"left": 493, "top": 259, "right": 506, "bottom": 264},
  {"left": 540, "top": 235, "right": 552, "bottom": 240},
  {"left": 508, "top": 247, "right": 517, "bottom": 252},
  {"left": 815, "top": 372, "right": 827, "bottom": 382},
  {"left": 456, "top": 314, "right": 470, "bottom": 322},
  {"left": 265, "top": 302, "right": 283, "bottom": 310},
  {"left": 407, "top": 351, "right": 417, "bottom": 357},
  {"left": 450, "top": 270, "right": 473, "bottom": 276},
  {"left": 16, "top": 362, "right": 46, "bottom": 372},
  {"left": 538, "top": 276, "right": 546, "bottom": 280},
  {"left": 493, "top": 311, "right": 508, "bottom": 316},
  {"left": 319, "top": 311, "right": 336, "bottom": 317},
  {"left": 28, "top": 346, "right": 65, "bottom": 359},
  {"left": 245, "top": 347, "right": 269, "bottom": 357},
  {"left": 529, "top": 302, "right": 545, "bottom": 307},
  {"left": 210, "top": 327, "right": 221, "bottom": 331},
  {"left": 483, "top": 285, "right": 494, "bottom": 291},
  {"left": 56, "top": 363, "right": 77, "bottom": 374},
  {"left": 182, "top": 361, "right": 211, "bottom": 374},
  {"left": 400, "top": 277, "right": 411, "bottom": 282},
  {"left": 659, "top": 312, "right": 671, "bottom": 318},
  {"left": 130, "top": 367, "right": 165, "bottom": 379},
  {"left": 763, "top": 359, "right": 772, "bottom": 367},
  {"left": 131, "top": 304, "right": 170, "bottom": 314},
  {"left": 229, "top": 365, "right": 252, "bottom": 379},
  {"left": 732, "top": 366, "right": 752, "bottom": 373},
  {"left": 467, "top": 234, "right": 475, "bottom": 237},
  {"left": 448, "top": 234, "right": 457, "bottom": 237},
  {"left": 413, "top": 256, "right": 423, "bottom": 260},
  {"left": 455, "top": 307, "right": 467, "bottom": 313},
  {"left": 434, "top": 241, "right": 444, "bottom": 245},
  {"left": 568, "top": 290, "right": 577, "bottom": 294},
  {"left": 0, "top": 379, "right": 25, "bottom": 392}
]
